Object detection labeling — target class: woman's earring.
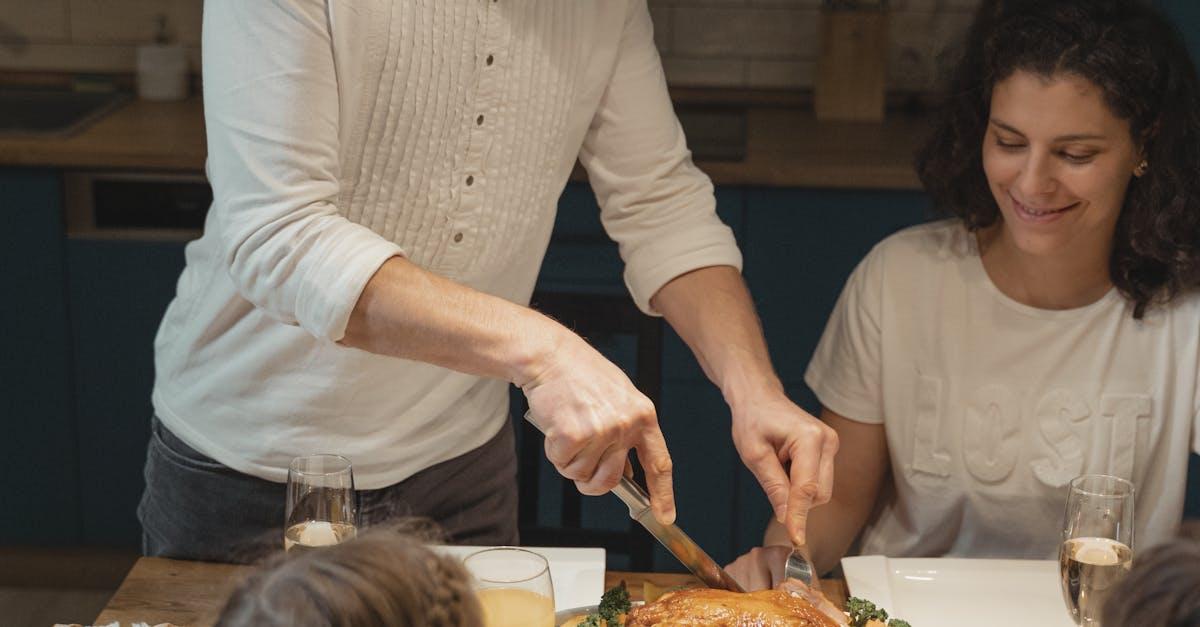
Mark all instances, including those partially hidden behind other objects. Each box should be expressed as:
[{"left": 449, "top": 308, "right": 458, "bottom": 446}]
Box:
[{"left": 1133, "top": 160, "right": 1149, "bottom": 177}]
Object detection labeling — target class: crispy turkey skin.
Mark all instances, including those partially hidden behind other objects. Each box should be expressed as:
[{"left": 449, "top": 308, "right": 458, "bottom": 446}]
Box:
[{"left": 624, "top": 587, "right": 843, "bottom": 626}]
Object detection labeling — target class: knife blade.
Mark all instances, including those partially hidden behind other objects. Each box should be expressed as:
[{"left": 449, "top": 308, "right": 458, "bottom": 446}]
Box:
[{"left": 523, "top": 410, "right": 746, "bottom": 593}]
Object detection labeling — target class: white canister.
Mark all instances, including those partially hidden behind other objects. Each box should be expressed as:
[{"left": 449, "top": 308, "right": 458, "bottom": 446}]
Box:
[{"left": 136, "top": 44, "right": 188, "bottom": 101}]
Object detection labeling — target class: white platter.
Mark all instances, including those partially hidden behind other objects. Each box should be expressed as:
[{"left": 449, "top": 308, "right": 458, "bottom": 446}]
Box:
[
  {"left": 435, "top": 545, "right": 606, "bottom": 612},
  {"left": 841, "top": 556, "right": 1077, "bottom": 627}
]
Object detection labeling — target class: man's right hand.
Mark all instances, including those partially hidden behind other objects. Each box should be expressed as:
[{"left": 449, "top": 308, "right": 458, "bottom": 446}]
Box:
[
  {"left": 519, "top": 327, "right": 676, "bottom": 526},
  {"left": 341, "top": 257, "right": 675, "bottom": 524}
]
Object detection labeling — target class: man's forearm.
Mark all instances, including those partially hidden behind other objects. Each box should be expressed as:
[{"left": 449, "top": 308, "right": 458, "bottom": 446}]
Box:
[
  {"left": 343, "top": 258, "right": 679, "bottom": 523},
  {"left": 650, "top": 265, "right": 783, "bottom": 406},
  {"left": 340, "top": 255, "right": 561, "bottom": 386}
]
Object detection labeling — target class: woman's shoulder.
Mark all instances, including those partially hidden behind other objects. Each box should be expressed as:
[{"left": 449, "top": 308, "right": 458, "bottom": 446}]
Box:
[
  {"left": 836, "top": 219, "right": 970, "bottom": 300},
  {"left": 866, "top": 218, "right": 973, "bottom": 268}
]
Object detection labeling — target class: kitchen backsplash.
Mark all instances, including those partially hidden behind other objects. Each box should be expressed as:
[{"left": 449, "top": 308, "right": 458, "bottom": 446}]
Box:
[
  {"left": 0, "top": 0, "right": 202, "bottom": 73},
  {"left": 651, "top": 0, "right": 981, "bottom": 91},
  {"left": 0, "top": 0, "right": 980, "bottom": 92}
]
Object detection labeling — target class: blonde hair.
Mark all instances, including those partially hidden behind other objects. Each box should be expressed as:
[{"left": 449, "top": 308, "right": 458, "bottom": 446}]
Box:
[{"left": 215, "top": 524, "right": 481, "bottom": 627}]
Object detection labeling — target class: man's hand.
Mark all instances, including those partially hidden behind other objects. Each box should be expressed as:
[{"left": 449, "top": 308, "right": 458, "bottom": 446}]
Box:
[
  {"left": 731, "top": 393, "right": 838, "bottom": 546},
  {"left": 342, "top": 257, "right": 675, "bottom": 524},
  {"left": 520, "top": 329, "right": 676, "bottom": 525}
]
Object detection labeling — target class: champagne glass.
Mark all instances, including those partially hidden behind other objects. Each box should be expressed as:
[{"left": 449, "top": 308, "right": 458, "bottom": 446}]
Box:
[
  {"left": 1059, "top": 474, "right": 1135, "bottom": 626},
  {"left": 284, "top": 454, "right": 358, "bottom": 553},
  {"left": 465, "top": 547, "right": 555, "bottom": 627}
]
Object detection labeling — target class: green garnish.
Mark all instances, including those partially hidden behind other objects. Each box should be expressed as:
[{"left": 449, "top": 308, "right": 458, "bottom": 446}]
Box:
[
  {"left": 847, "top": 596, "right": 889, "bottom": 626},
  {"left": 598, "top": 581, "right": 632, "bottom": 623},
  {"left": 578, "top": 582, "right": 632, "bottom": 626},
  {"left": 846, "top": 597, "right": 911, "bottom": 626}
]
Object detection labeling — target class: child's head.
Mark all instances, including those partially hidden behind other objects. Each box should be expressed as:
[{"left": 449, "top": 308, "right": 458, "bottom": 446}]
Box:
[
  {"left": 215, "top": 526, "right": 482, "bottom": 627},
  {"left": 1102, "top": 537, "right": 1200, "bottom": 626},
  {"left": 917, "top": 0, "right": 1200, "bottom": 318}
]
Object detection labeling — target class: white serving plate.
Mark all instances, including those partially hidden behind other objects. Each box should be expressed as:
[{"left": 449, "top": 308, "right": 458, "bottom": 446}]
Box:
[
  {"left": 841, "top": 556, "right": 1076, "bottom": 627},
  {"left": 435, "top": 545, "right": 606, "bottom": 612}
]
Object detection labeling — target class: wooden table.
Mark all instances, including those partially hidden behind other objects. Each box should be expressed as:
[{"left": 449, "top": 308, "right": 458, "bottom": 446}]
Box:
[{"left": 96, "top": 557, "right": 848, "bottom": 626}]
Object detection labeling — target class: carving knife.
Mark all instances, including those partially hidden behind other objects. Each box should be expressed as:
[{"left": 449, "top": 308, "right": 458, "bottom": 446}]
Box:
[{"left": 524, "top": 410, "right": 745, "bottom": 592}]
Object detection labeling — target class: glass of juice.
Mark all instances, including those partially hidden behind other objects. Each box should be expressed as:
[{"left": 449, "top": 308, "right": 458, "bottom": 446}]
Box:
[
  {"left": 284, "top": 454, "right": 358, "bottom": 553},
  {"left": 1059, "top": 474, "right": 1134, "bottom": 626},
  {"left": 465, "top": 547, "right": 555, "bottom": 627}
]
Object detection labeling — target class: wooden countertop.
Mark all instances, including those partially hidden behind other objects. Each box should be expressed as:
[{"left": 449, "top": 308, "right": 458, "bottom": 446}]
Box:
[
  {"left": 94, "top": 556, "right": 849, "bottom": 626},
  {"left": 705, "top": 107, "right": 925, "bottom": 189},
  {"left": 0, "top": 97, "right": 206, "bottom": 172},
  {"left": 0, "top": 96, "right": 925, "bottom": 189}
]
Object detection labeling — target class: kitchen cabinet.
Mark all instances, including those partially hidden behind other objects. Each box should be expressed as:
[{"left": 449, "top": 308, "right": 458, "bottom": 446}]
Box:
[
  {"left": 66, "top": 238, "right": 187, "bottom": 547},
  {"left": 1158, "top": 0, "right": 1200, "bottom": 61},
  {"left": 742, "top": 188, "right": 930, "bottom": 397},
  {"left": 0, "top": 168, "right": 81, "bottom": 544},
  {"left": 4, "top": 167, "right": 1198, "bottom": 563},
  {"left": 733, "top": 187, "right": 930, "bottom": 552},
  {"left": 0, "top": 166, "right": 187, "bottom": 548}
]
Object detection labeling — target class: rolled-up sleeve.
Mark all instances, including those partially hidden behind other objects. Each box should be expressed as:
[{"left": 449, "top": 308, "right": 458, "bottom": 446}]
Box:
[
  {"left": 202, "top": 0, "right": 403, "bottom": 341},
  {"left": 578, "top": 0, "right": 743, "bottom": 316}
]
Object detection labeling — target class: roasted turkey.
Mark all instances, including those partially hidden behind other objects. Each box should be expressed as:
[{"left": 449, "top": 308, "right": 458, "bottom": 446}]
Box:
[{"left": 623, "top": 585, "right": 846, "bottom": 627}]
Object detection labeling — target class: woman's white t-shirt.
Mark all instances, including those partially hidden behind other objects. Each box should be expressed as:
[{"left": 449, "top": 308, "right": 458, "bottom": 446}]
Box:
[{"left": 805, "top": 219, "right": 1200, "bottom": 558}]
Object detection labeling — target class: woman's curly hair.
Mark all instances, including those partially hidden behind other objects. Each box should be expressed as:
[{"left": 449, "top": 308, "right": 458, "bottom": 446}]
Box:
[
  {"left": 916, "top": 0, "right": 1200, "bottom": 318},
  {"left": 215, "top": 522, "right": 482, "bottom": 627}
]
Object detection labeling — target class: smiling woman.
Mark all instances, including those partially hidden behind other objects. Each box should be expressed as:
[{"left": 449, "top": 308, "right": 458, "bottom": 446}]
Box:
[
  {"left": 727, "top": 0, "right": 1200, "bottom": 588},
  {"left": 917, "top": 0, "right": 1200, "bottom": 319},
  {"left": 977, "top": 70, "right": 1142, "bottom": 311}
]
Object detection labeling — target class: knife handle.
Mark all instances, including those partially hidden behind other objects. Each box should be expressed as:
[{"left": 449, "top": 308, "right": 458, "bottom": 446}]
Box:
[{"left": 522, "top": 410, "right": 652, "bottom": 518}]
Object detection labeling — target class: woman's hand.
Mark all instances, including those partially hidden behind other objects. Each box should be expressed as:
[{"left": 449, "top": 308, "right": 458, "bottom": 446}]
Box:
[
  {"left": 725, "top": 545, "right": 791, "bottom": 591},
  {"left": 520, "top": 328, "right": 676, "bottom": 525}
]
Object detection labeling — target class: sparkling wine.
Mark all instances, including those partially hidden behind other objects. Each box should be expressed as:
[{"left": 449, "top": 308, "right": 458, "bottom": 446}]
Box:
[
  {"left": 1059, "top": 537, "right": 1133, "bottom": 625},
  {"left": 476, "top": 588, "right": 555, "bottom": 627},
  {"left": 284, "top": 520, "right": 357, "bottom": 553}
]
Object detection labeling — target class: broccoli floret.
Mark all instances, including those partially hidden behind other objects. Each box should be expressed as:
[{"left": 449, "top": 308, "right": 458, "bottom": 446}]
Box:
[
  {"left": 598, "top": 581, "right": 632, "bottom": 623},
  {"left": 846, "top": 597, "right": 889, "bottom": 627},
  {"left": 846, "top": 596, "right": 915, "bottom": 627},
  {"left": 577, "top": 615, "right": 603, "bottom": 627}
]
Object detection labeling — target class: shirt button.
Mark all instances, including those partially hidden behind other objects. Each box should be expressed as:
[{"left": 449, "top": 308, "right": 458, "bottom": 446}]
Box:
[
  {"left": 453, "top": 232, "right": 464, "bottom": 243},
  {"left": 476, "top": 114, "right": 484, "bottom": 126},
  {"left": 465, "top": 175, "right": 474, "bottom": 186},
  {"left": 486, "top": 54, "right": 494, "bottom": 66}
]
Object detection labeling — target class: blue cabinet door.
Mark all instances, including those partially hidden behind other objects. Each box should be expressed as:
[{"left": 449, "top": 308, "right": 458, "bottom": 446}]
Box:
[
  {"left": 0, "top": 168, "right": 81, "bottom": 544},
  {"left": 66, "top": 238, "right": 188, "bottom": 547},
  {"left": 1157, "top": 0, "right": 1200, "bottom": 62},
  {"left": 734, "top": 187, "right": 930, "bottom": 552}
]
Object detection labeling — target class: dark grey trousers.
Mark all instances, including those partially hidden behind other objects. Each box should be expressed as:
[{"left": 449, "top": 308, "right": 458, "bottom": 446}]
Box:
[{"left": 137, "top": 416, "right": 519, "bottom": 563}]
